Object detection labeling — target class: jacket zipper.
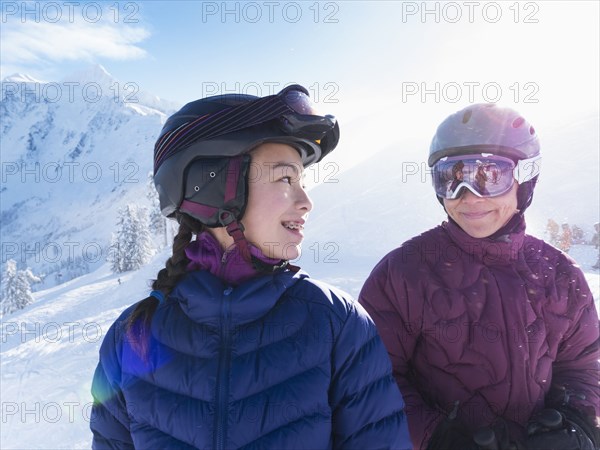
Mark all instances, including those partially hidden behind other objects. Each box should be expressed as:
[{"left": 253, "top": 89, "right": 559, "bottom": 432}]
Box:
[
  {"left": 214, "top": 286, "right": 233, "bottom": 450},
  {"left": 219, "top": 247, "right": 235, "bottom": 280}
]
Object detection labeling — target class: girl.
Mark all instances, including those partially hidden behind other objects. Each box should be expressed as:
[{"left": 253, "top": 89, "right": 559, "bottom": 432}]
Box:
[{"left": 90, "top": 85, "right": 412, "bottom": 449}]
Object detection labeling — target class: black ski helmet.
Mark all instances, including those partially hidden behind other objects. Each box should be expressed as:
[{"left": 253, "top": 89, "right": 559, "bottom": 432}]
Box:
[
  {"left": 429, "top": 103, "right": 541, "bottom": 212},
  {"left": 153, "top": 84, "right": 339, "bottom": 228}
]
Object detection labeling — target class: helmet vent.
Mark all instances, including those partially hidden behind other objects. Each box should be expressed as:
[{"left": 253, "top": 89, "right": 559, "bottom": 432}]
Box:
[
  {"left": 512, "top": 117, "right": 525, "bottom": 128},
  {"left": 462, "top": 110, "right": 472, "bottom": 124},
  {"left": 529, "top": 126, "right": 535, "bottom": 135}
]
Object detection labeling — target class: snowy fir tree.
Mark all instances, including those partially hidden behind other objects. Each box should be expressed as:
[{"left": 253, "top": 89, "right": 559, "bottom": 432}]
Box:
[
  {"left": 146, "top": 172, "right": 166, "bottom": 246},
  {"left": 0, "top": 259, "right": 41, "bottom": 316},
  {"left": 108, "top": 204, "right": 155, "bottom": 273},
  {"left": 108, "top": 231, "right": 124, "bottom": 273}
]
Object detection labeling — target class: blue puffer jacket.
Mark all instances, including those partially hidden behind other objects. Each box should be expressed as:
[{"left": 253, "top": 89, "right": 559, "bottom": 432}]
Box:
[{"left": 90, "top": 269, "right": 412, "bottom": 449}]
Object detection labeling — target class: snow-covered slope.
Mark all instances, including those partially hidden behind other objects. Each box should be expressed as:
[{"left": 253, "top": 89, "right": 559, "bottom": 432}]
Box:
[
  {"left": 0, "top": 248, "right": 170, "bottom": 449},
  {"left": 1, "top": 65, "right": 178, "bottom": 289},
  {"left": 1, "top": 245, "right": 597, "bottom": 449}
]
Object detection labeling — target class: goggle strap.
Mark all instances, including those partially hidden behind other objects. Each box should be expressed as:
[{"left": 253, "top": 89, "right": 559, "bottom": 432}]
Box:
[
  {"left": 155, "top": 97, "right": 290, "bottom": 172},
  {"left": 514, "top": 155, "right": 542, "bottom": 184},
  {"left": 189, "top": 97, "right": 286, "bottom": 141}
]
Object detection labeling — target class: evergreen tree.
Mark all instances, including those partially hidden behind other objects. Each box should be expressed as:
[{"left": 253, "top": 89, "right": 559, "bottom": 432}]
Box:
[
  {"left": 146, "top": 172, "right": 166, "bottom": 246},
  {"left": 128, "top": 205, "right": 154, "bottom": 270},
  {"left": 108, "top": 204, "right": 155, "bottom": 273},
  {"left": 1, "top": 259, "right": 41, "bottom": 316},
  {"left": 108, "top": 231, "right": 124, "bottom": 273}
]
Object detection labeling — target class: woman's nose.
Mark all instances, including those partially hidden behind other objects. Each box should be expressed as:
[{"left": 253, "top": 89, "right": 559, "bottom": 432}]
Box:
[{"left": 297, "top": 187, "right": 313, "bottom": 213}]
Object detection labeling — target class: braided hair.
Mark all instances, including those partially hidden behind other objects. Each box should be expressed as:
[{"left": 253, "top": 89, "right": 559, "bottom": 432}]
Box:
[{"left": 125, "top": 213, "right": 205, "bottom": 357}]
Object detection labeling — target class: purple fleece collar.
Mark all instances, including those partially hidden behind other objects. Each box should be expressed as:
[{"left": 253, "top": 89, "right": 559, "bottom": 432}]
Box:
[
  {"left": 444, "top": 214, "right": 526, "bottom": 264},
  {"left": 185, "top": 232, "right": 284, "bottom": 286}
]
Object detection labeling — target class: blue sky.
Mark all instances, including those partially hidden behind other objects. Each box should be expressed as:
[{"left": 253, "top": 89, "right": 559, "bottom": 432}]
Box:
[{"left": 1, "top": 1, "right": 599, "bottom": 167}]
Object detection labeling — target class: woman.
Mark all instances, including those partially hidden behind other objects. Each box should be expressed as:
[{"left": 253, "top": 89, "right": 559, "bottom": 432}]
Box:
[
  {"left": 359, "top": 104, "right": 599, "bottom": 449},
  {"left": 90, "top": 85, "right": 412, "bottom": 449}
]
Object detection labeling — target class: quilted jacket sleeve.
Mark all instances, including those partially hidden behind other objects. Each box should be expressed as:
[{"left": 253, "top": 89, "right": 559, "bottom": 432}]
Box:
[
  {"left": 328, "top": 287, "right": 413, "bottom": 450},
  {"left": 359, "top": 253, "right": 442, "bottom": 450},
  {"left": 546, "top": 263, "right": 600, "bottom": 430},
  {"left": 90, "top": 318, "right": 134, "bottom": 450}
]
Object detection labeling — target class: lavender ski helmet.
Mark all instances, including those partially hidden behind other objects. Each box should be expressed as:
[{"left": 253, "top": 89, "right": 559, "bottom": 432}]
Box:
[{"left": 429, "top": 103, "right": 541, "bottom": 211}]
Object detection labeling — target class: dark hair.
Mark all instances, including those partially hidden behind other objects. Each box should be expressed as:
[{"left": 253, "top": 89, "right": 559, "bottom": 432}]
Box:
[{"left": 125, "top": 212, "right": 205, "bottom": 358}]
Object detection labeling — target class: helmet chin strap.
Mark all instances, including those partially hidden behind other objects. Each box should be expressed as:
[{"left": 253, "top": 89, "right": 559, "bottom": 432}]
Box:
[
  {"left": 226, "top": 222, "right": 252, "bottom": 263},
  {"left": 220, "top": 211, "right": 292, "bottom": 273},
  {"left": 218, "top": 210, "right": 253, "bottom": 263},
  {"left": 516, "top": 178, "right": 537, "bottom": 213}
]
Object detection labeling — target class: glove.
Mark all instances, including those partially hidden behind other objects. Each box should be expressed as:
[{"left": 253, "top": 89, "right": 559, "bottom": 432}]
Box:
[
  {"left": 428, "top": 419, "right": 524, "bottom": 450},
  {"left": 472, "top": 419, "right": 525, "bottom": 450},
  {"left": 526, "top": 408, "right": 597, "bottom": 450},
  {"left": 426, "top": 416, "right": 479, "bottom": 450},
  {"left": 426, "top": 401, "right": 478, "bottom": 450}
]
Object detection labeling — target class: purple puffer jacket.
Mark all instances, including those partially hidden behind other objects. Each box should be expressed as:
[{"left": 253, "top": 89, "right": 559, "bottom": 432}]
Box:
[{"left": 359, "top": 216, "right": 599, "bottom": 449}]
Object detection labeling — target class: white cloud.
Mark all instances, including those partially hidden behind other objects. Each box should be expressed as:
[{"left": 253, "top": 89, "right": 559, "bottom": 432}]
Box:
[{"left": 1, "top": 9, "right": 150, "bottom": 71}]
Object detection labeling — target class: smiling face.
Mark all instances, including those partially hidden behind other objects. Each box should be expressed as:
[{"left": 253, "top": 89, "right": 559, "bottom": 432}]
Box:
[
  {"left": 238, "top": 142, "right": 312, "bottom": 260},
  {"left": 443, "top": 182, "right": 519, "bottom": 238}
]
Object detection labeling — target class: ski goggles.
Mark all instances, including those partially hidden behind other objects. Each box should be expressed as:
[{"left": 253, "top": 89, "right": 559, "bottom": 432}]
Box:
[
  {"left": 432, "top": 153, "right": 541, "bottom": 199},
  {"left": 154, "top": 85, "right": 338, "bottom": 172}
]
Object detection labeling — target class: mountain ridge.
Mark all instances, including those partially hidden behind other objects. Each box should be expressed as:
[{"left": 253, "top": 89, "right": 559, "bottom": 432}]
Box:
[{"left": 1, "top": 65, "right": 178, "bottom": 289}]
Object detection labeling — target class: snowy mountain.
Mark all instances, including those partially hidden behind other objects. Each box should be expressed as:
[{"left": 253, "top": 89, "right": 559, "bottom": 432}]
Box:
[{"left": 1, "top": 65, "right": 179, "bottom": 289}]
